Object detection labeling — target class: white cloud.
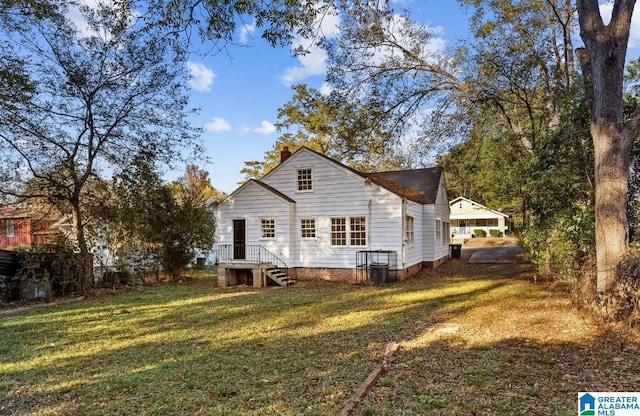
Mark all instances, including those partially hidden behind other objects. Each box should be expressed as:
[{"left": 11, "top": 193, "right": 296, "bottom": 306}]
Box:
[
  {"left": 319, "top": 82, "right": 333, "bottom": 96},
  {"left": 205, "top": 117, "right": 231, "bottom": 132},
  {"left": 278, "top": 4, "right": 341, "bottom": 85},
  {"left": 187, "top": 62, "right": 216, "bottom": 92},
  {"left": 279, "top": 45, "right": 330, "bottom": 84},
  {"left": 67, "top": 0, "right": 141, "bottom": 40},
  {"left": 67, "top": 4, "right": 94, "bottom": 38},
  {"left": 239, "top": 21, "right": 256, "bottom": 44},
  {"left": 245, "top": 120, "right": 276, "bottom": 135}
]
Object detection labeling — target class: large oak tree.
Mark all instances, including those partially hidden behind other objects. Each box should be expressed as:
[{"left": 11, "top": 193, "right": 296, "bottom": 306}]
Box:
[
  {"left": 576, "top": 0, "right": 640, "bottom": 292},
  {"left": 0, "top": 2, "right": 200, "bottom": 289}
]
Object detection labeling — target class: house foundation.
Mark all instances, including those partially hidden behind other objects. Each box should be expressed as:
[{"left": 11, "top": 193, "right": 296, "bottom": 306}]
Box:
[{"left": 218, "top": 263, "right": 265, "bottom": 288}]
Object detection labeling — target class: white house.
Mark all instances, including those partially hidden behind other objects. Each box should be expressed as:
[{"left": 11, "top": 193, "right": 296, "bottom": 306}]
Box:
[
  {"left": 449, "top": 196, "right": 510, "bottom": 239},
  {"left": 216, "top": 147, "right": 450, "bottom": 287}
]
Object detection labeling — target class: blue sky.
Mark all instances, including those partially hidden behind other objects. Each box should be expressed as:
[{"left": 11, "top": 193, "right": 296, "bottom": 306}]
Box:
[
  {"left": 70, "top": 1, "right": 640, "bottom": 194},
  {"left": 186, "top": 1, "right": 474, "bottom": 194}
]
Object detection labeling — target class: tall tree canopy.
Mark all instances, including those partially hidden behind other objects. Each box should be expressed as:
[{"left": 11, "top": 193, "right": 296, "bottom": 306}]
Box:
[
  {"left": 242, "top": 83, "right": 404, "bottom": 180},
  {"left": 0, "top": 1, "right": 201, "bottom": 288}
]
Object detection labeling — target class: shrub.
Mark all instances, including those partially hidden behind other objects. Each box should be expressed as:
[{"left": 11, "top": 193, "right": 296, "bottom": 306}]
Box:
[
  {"left": 1, "top": 240, "right": 84, "bottom": 304},
  {"left": 473, "top": 229, "right": 487, "bottom": 238},
  {"left": 489, "top": 229, "right": 502, "bottom": 237},
  {"left": 16, "top": 242, "right": 84, "bottom": 298},
  {"left": 589, "top": 252, "right": 640, "bottom": 324}
]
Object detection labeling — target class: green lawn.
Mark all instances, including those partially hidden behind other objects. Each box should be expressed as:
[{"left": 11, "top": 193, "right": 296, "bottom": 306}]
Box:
[{"left": 1, "top": 264, "right": 638, "bottom": 415}]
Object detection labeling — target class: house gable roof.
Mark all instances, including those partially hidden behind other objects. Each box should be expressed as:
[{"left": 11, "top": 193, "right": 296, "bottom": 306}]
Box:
[
  {"left": 368, "top": 168, "right": 443, "bottom": 205},
  {"left": 0, "top": 204, "right": 63, "bottom": 221},
  {"left": 220, "top": 179, "right": 296, "bottom": 205},
  {"left": 265, "top": 146, "right": 444, "bottom": 205},
  {"left": 450, "top": 196, "right": 509, "bottom": 218}
]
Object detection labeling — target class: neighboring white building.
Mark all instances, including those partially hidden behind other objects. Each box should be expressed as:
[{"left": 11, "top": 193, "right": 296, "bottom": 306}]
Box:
[
  {"left": 449, "top": 196, "right": 510, "bottom": 239},
  {"left": 216, "top": 147, "right": 450, "bottom": 287}
]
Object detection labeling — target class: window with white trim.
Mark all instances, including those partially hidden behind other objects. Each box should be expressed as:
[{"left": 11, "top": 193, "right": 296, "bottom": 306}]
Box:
[
  {"left": 405, "top": 215, "right": 414, "bottom": 246},
  {"left": 301, "top": 218, "right": 316, "bottom": 239},
  {"left": 436, "top": 218, "right": 442, "bottom": 244},
  {"left": 331, "top": 217, "right": 366, "bottom": 246},
  {"left": 261, "top": 218, "right": 275, "bottom": 239},
  {"left": 331, "top": 218, "right": 347, "bottom": 246},
  {"left": 442, "top": 220, "right": 447, "bottom": 244},
  {"left": 350, "top": 217, "right": 366, "bottom": 246},
  {"left": 297, "top": 168, "right": 313, "bottom": 191},
  {"left": 6, "top": 219, "right": 14, "bottom": 238}
]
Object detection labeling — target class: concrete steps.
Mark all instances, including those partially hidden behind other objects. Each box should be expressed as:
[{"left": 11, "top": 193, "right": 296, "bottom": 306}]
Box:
[{"left": 264, "top": 266, "right": 295, "bottom": 287}]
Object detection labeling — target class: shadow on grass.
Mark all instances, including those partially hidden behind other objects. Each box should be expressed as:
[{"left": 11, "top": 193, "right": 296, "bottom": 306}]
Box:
[
  {"left": 2, "top": 260, "right": 635, "bottom": 415},
  {"left": 352, "top": 331, "right": 640, "bottom": 416}
]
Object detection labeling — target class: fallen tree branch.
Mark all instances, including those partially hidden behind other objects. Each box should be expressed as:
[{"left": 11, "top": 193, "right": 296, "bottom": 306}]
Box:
[{"left": 339, "top": 341, "right": 400, "bottom": 416}]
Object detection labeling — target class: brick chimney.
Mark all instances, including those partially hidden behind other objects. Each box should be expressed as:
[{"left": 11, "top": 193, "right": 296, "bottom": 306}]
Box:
[{"left": 280, "top": 146, "right": 292, "bottom": 163}]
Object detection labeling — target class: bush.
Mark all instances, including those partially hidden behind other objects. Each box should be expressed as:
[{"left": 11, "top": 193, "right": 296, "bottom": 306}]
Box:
[
  {"left": 489, "top": 229, "right": 502, "bottom": 237},
  {"left": 589, "top": 252, "right": 640, "bottom": 324},
  {"left": 17, "top": 243, "right": 84, "bottom": 298},
  {"left": 473, "top": 229, "right": 487, "bottom": 238}
]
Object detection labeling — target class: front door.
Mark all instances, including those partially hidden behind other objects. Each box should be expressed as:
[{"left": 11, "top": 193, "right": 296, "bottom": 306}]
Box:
[
  {"left": 459, "top": 220, "right": 466, "bottom": 234},
  {"left": 233, "top": 219, "right": 246, "bottom": 260}
]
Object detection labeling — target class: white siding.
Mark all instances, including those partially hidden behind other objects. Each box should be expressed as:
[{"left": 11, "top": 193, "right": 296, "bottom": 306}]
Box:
[
  {"left": 423, "top": 174, "right": 450, "bottom": 262},
  {"left": 434, "top": 174, "right": 451, "bottom": 260},
  {"left": 218, "top": 148, "right": 450, "bottom": 271},
  {"left": 262, "top": 149, "right": 404, "bottom": 268},
  {"left": 449, "top": 197, "right": 508, "bottom": 236},
  {"left": 403, "top": 201, "right": 423, "bottom": 268},
  {"left": 217, "top": 182, "right": 293, "bottom": 259}
]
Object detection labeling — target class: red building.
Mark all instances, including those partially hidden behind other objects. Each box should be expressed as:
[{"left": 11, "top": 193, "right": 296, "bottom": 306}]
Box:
[{"left": 0, "top": 205, "right": 62, "bottom": 249}]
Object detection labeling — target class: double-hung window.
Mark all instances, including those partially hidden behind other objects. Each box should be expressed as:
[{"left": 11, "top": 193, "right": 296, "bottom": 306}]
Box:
[
  {"left": 350, "top": 217, "right": 366, "bottom": 246},
  {"left": 405, "top": 216, "right": 415, "bottom": 246},
  {"left": 301, "top": 219, "right": 316, "bottom": 239},
  {"left": 261, "top": 218, "right": 275, "bottom": 239},
  {"left": 297, "top": 168, "right": 313, "bottom": 191},
  {"left": 331, "top": 216, "right": 366, "bottom": 246},
  {"left": 331, "top": 218, "right": 347, "bottom": 246}
]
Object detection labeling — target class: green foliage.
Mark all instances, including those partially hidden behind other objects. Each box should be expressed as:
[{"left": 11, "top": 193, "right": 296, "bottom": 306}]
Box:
[
  {"left": 489, "top": 230, "right": 501, "bottom": 237},
  {"left": 437, "top": 128, "right": 529, "bottom": 212},
  {"left": 473, "top": 229, "right": 487, "bottom": 238},
  {"left": 418, "top": 394, "right": 445, "bottom": 407},
  {"left": 519, "top": 83, "right": 595, "bottom": 282},
  {"left": 0, "top": 236, "right": 84, "bottom": 303},
  {"left": 0, "top": 1, "right": 201, "bottom": 290},
  {"left": 108, "top": 159, "right": 216, "bottom": 281},
  {"left": 625, "top": 59, "right": 640, "bottom": 243},
  {"left": 17, "top": 239, "right": 84, "bottom": 298},
  {"left": 242, "top": 84, "right": 399, "bottom": 180}
]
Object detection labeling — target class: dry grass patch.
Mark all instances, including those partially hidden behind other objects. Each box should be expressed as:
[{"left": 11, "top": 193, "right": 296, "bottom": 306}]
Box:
[
  {"left": 353, "top": 252, "right": 640, "bottom": 415},
  {"left": 1, "top": 252, "right": 639, "bottom": 416}
]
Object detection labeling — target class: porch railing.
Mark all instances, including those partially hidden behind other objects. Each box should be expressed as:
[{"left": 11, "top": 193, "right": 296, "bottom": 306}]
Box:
[{"left": 217, "top": 245, "right": 288, "bottom": 269}]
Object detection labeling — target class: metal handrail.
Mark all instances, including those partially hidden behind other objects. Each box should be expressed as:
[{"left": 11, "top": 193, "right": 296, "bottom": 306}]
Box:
[{"left": 217, "top": 245, "right": 288, "bottom": 269}]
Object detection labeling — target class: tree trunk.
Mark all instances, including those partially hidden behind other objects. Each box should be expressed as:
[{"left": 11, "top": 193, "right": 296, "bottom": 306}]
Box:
[
  {"left": 71, "top": 200, "right": 93, "bottom": 292},
  {"left": 592, "top": 128, "right": 631, "bottom": 292},
  {"left": 576, "top": 0, "right": 636, "bottom": 292}
]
